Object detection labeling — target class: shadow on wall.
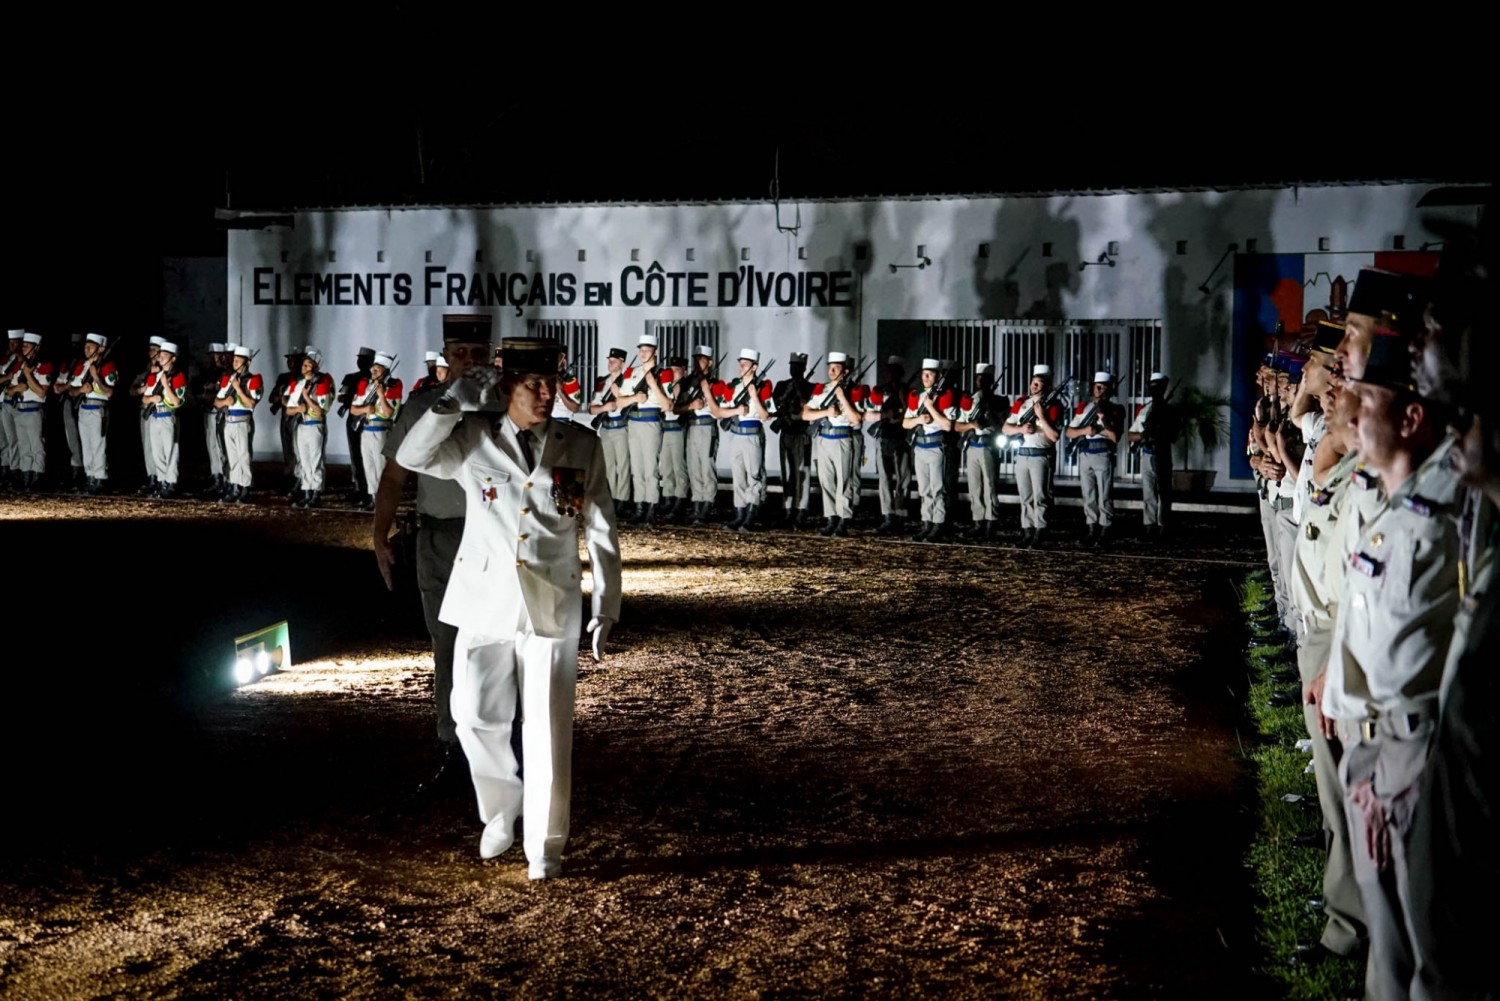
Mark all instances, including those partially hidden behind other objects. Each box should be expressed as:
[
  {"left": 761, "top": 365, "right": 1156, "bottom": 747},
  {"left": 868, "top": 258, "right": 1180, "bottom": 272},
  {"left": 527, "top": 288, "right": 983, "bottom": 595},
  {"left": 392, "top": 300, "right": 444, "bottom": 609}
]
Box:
[{"left": 975, "top": 198, "right": 1082, "bottom": 321}]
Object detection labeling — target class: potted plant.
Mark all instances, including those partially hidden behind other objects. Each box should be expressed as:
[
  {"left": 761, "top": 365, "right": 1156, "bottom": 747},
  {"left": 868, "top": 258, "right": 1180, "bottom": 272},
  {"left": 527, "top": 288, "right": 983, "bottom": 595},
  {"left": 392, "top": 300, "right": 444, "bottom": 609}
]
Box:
[{"left": 1169, "top": 384, "right": 1232, "bottom": 493}]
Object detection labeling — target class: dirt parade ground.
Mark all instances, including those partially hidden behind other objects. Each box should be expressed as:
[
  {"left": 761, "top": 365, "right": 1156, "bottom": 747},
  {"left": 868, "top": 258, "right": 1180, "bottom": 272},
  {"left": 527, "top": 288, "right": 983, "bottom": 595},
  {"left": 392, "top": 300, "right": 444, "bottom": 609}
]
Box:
[{"left": 1, "top": 493, "right": 1271, "bottom": 999}]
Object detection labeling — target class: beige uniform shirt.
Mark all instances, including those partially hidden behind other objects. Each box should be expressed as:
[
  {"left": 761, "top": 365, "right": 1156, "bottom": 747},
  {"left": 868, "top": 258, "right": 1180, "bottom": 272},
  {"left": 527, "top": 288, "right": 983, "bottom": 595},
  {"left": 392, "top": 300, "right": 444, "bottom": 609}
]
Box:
[
  {"left": 1290, "top": 447, "right": 1360, "bottom": 635},
  {"left": 1324, "top": 441, "right": 1462, "bottom": 720}
]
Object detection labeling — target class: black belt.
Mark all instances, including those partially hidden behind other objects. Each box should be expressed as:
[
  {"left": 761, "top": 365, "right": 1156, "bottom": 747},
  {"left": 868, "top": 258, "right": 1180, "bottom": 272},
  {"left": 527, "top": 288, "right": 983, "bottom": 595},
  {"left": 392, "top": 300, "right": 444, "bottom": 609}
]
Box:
[
  {"left": 1016, "top": 447, "right": 1051, "bottom": 457},
  {"left": 417, "top": 514, "right": 465, "bottom": 529}
]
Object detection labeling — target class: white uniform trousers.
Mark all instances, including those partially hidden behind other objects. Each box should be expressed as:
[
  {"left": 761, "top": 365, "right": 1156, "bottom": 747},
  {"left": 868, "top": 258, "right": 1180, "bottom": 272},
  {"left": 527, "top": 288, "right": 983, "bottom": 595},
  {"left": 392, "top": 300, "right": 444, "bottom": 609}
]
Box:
[
  {"left": 815, "top": 432, "right": 858, "bottom": 519},
  {"left": 658, "top": 422, "right": 687, "bottom": 498},
  {"left": 625, "top": 415, "right": 662, "bottom": 505},
  {"left": 79, "top": 402, "right": 109, "bottom": 481},
  {"left": 140, "top": 411, "right": 158, "bottom": 481},
  {"left": 1274, "top": 502, "right": 1300, "bottom": 633},
  {"left": 912, "top": 440, "right": 946, "bottom": 524},
  {"left": 148, "top": 411, "right": 179, "bottom": 484},
  {"left": 224, "top": 417, "right": 254, "bottom": 488},
  {"left": 62, "top": 399, "right": 82, "bottom": 470},
  {"left": 205, "top": 412, "right": 225, "bottom": 477},
  {"left": 12, "top": 408, "right": 45, "bottom": 473},
  {"left": 964, "top": 441, "right": 999, "bottom": 522},
  {"left": 1015, "top": 452, "right": 1052, "bottom": 530},
  {"left": 453, "top": 619, "right": 577, "bottom": 867},
  {"left": 726, "top": 425, "right": 767, "bottom": 507},
  {"left": 296, "top": 421, "right": 327, "bottom": 491},
  {"left": 0, "top": 403, "right": 14, "bottom": 469},
  {"left": 686, "top": 419, "right": 717, "bottom": 502},
  {"left": 1078, "top": 449, "right": 1115, "bottom": 527},
  {"left": 359, "top": 428, "right": 388, "bottom": 498},
  {"left": 598, "top": 422, "right": 631, "bottom": 501}
]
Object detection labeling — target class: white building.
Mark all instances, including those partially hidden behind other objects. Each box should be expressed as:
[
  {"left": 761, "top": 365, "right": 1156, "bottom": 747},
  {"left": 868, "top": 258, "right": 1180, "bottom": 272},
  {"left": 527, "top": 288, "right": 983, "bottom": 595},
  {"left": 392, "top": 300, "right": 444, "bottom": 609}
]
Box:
[{"left": 225, "top": 181, "right": 1481, "bottom": 492}]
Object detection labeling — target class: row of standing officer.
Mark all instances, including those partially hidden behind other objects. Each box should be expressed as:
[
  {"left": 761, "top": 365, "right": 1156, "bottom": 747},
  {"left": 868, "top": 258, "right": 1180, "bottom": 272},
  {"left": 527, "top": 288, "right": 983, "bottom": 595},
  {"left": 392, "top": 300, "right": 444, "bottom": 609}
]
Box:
[{"left": 1246, "top": 263, "right": 1496, "bottom": 1000}]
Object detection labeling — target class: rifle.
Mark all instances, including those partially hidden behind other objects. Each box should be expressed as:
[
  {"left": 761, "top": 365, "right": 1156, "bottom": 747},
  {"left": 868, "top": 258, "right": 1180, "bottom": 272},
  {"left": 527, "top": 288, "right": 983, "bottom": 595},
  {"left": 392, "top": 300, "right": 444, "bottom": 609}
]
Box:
[
  {"left": 589, "top": 367, "right": 629, "bottom": 430},
  {"left": 1013, "top": 371, "right": 1072, "bottom": 427},
  {"left": 675, "top": 353, "right": 727, "bottom": 415},
  {"left": 71, "top": 339, "right": 118, "bottom": 397},
  {"left": 806, "top": 356, "right": 874, "bottom": 431},
  {"left": 1129, "top": 380, "right": 1179, "bottom": 455},
  {"left": 717, "top": 358, "right": 777, "bottom": 432}
]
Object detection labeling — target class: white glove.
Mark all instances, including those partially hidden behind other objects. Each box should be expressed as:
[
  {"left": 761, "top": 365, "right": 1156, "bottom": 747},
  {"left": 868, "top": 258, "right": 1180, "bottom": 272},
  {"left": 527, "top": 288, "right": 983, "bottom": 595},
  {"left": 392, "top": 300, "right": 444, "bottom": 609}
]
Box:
[
  {"left": 440, "top": 367, "right": 500, "bottom": 412},
  {"left": 587, "top": 617, "right": 613, "bottom": 662}
]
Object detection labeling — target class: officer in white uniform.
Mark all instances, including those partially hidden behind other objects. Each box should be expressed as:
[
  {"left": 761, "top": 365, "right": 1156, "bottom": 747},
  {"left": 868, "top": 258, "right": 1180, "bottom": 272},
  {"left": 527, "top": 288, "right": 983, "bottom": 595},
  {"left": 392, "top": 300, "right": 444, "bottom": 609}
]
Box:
[
  {"left": 802, "top": 351, "right": 861, "bottom": 537},
  {"left": 214, "top": 344, "right": 263, "bottom": 504},
  {"left": 1002, "top": 364, "right": 1063, "bottom": 547},
  {"left": 709, "top": 348, "right": 775, "bottom": 532},
  {"left": 395, "top": 338, "right": 622, "bottom": 881}
]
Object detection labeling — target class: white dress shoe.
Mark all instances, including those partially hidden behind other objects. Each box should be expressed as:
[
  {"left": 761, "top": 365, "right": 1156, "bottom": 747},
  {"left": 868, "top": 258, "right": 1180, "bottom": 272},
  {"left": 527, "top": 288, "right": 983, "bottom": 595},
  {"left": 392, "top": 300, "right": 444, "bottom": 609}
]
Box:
[
  {"left": 478, "top": 814, "right": 515, "bottom": 859},
  {"left": 527, "top": 859, "right": 562, "bottom": 881}
]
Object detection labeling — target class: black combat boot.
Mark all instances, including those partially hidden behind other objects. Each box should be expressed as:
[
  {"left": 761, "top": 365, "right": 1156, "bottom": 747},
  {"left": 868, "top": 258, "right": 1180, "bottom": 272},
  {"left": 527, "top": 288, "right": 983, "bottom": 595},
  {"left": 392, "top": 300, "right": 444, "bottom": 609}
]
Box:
[
  {"left": 911, "top": 521, "right": 932, "bottom": 540},
  {"left": 872, "top": 515, "right": 895, "bottom": 536},
  {"left": 138, "top": 477, "right": 159, "bottom": 496},
  {"left": 303, "top": 489, "right": 321, "bottom": 509},
  {"left": 982, "top": 521, "right": 997, "bottom": 541},
  {"left": 736, "top": 503, "right": 763, "bottom": 532},
  {"left": 71, "top": 467, "right": 85, "bottom": 493},
  {"left": 724, "top": 507, "right": 746, "bottom": 530},
  {"left": 831, "top": 517, "right": 850, "bottom": 538},
  {"left": 819, "top": 516, "right": 839, "bottom": 537},
  {"left": 926, "top": 521, "right": 949, "bottom": 542},
  {"left": 156, "top": 481, "right": 176, "bottom": 499}
]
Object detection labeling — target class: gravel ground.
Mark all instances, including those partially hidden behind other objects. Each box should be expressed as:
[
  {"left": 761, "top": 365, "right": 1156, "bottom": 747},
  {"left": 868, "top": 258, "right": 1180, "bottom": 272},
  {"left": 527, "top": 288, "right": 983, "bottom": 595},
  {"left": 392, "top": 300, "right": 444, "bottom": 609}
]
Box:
[{"left": 0, "top": 491, "right": 1270, "bottom": 999}]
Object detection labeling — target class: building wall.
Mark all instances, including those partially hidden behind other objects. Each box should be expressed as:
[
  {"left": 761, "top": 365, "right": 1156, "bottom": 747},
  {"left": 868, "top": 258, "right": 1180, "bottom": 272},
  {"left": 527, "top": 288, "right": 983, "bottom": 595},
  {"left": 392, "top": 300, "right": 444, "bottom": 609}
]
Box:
[{"left": 227, "top": 184, "right": 1478, "bottom": 487}]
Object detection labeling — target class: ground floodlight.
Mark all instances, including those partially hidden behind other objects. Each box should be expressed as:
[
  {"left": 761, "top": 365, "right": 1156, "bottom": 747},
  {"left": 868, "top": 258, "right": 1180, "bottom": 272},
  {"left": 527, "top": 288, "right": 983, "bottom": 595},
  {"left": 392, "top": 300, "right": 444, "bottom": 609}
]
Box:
[{"left": 233, "top": 621, "right": 290, "bottom": 687}]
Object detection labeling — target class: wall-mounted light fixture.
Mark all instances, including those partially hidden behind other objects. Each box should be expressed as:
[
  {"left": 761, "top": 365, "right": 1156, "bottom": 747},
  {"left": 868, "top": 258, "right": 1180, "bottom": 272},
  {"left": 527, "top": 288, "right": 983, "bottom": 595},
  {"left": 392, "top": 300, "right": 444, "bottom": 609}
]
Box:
[
  {"left": 889, "top": 246, "right": 933, "bottom": 273},
  {"left": 1196, "top": 242, "right": 1240, "bottom": 294},
  {"left": 1078, "top": 251, "right": 1116, "bottom": 272}
]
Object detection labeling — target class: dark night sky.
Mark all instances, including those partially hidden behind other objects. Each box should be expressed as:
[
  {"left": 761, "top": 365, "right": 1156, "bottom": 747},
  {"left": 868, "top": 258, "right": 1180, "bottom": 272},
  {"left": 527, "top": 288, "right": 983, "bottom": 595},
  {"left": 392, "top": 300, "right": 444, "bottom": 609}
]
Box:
[{"left": 6, "top": 58, "right": 1491, "bottom": 331}]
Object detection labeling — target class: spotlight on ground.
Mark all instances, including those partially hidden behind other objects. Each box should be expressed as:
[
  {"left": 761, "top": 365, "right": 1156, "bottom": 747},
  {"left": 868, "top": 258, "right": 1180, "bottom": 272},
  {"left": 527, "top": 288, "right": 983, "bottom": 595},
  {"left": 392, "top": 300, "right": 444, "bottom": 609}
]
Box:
[{"left": 234, "top": 620, "right": 290, "bottom": 687}]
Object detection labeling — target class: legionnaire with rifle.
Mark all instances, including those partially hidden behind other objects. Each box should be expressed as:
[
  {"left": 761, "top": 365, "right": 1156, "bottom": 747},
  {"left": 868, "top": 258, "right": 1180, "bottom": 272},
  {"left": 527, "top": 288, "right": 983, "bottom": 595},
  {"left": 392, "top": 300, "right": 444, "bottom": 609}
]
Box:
[
  {"left": 552, "top": 350, "right": 584, "bottom": 425},
  {"left": 338, "top": 346, "right": 376, "bottom": 504},
  {"left": 142, "top": 340, "right": 187, "bottom": 498},
  {"left": 71, "top": 333, "right": 116, "bottom": 494},
  {"left": 613, "top": 333, "right": 672, "bottom": 525},
  {"left": 130, "top": 337, "right": 163, "bottom": 494},
  {"left": 4, "top": 332, "right": 51, "bottom": 492},
  {"left": 214, "top": 344, "right": 264, "bottom": 504},
  {"left": 772, "top": 352, "right": 816, "bottom": 529},
  {"left": 802, "top": 351, "right": 863, "bottom": 537},
  {"left": 348, "top": 350, "right": 403, "bottom": 511},
  {"left": 709, "top": 349, "right": 776, "bottom": 531},
  {"left": 587, "top": 347, "right": 632, "bottom": 513},
  {"left": 656, "top": 356, "right": 690, "bottom": 522},
  {"left": 0, "top": 329, "right": 22, "bottom": 489},
  {"left": 1002, "top": 364, "right": 1065, "bottom": 547},
  {"left": 1128, "top": 372, "right": 1181, "bottom": 538},
  {"left": 283, "top": 347, "right": 336, "bottom": 508},
  {"left": 863, "top": 356, "right": 914, "bottom": 535},
  {"left": 955, "top": 361, "right": 1004, "bottom": 540},
  {"left": 679, "top": 345, "right": 723, "bottom": 524},
  {"left": 55, "top": 333, "right": 87, "bottom": 491},
  {"left": 268, "top": 346, "right": 305, "bottom": 496},
  {"left": 1067, "top": 370, "right": 1125, "bottom": 547},
  {"left": 902, "top": 357, "right": 959, "bottom": 541},
  {"left": 199, "top": 342, "right": 230, "bottom": 498}
]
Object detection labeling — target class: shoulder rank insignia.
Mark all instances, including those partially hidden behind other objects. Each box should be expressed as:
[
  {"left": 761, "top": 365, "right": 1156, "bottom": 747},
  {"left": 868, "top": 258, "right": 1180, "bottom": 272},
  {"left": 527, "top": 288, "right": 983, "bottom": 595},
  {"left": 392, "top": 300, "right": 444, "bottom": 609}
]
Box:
[
  {"left": 1402, "top": 495, "right": 1438, "bottom": 518},
  {"left": 1350, "top": 552, "right": 1383, "bottom": 577},
  {"left": 1352, "top": 466, "right": 1377, "bottom": 490}
]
